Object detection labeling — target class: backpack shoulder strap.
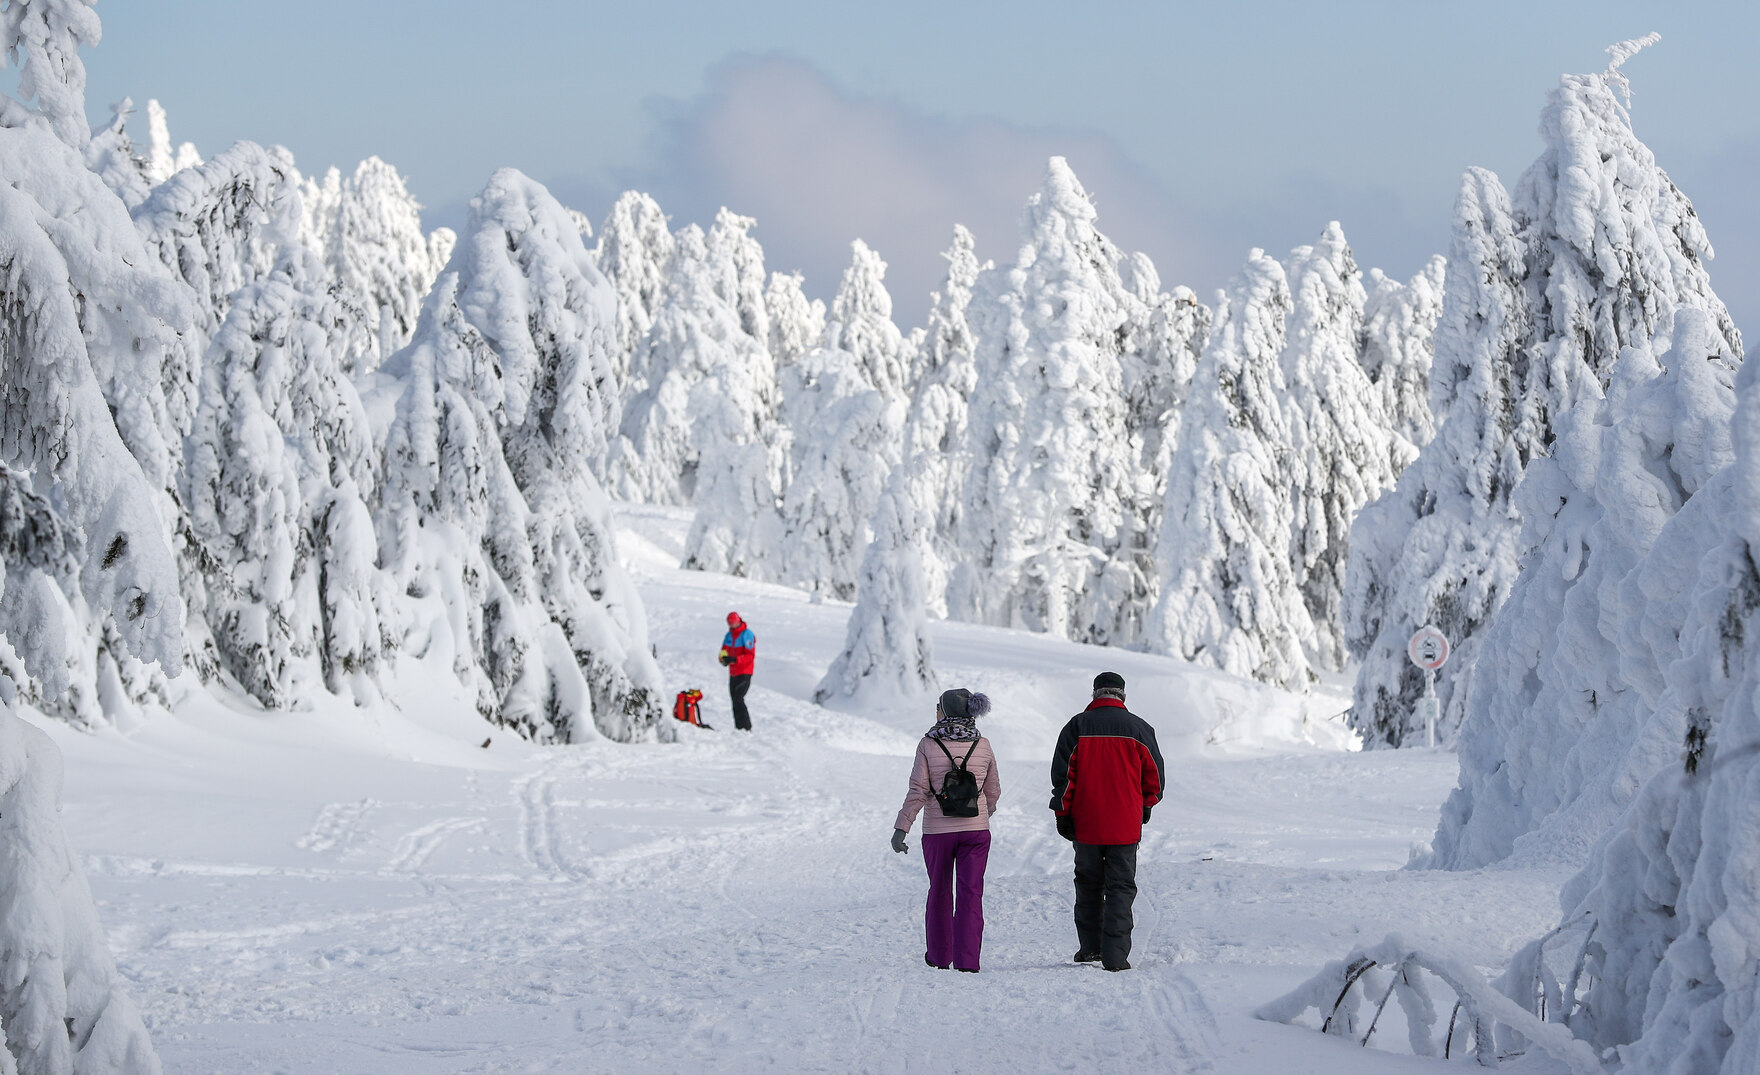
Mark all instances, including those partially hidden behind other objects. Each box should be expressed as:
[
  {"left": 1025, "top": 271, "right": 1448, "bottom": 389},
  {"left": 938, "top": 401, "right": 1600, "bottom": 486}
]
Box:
[
  {"left": 959, "top": 738, "right": 979, "bottom": 767},
  {"left": 930, "top": 736, "right": 956, "bottom": 765}
]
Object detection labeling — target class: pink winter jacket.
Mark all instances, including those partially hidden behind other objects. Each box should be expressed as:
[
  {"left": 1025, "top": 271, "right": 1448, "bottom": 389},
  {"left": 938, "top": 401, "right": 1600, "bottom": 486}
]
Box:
[{"left": 894, "top": 736, "right": 1002, "bottom": 835}]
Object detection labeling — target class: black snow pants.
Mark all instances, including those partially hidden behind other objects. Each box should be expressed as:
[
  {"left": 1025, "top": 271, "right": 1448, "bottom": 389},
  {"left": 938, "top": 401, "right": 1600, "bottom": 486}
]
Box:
[
  {"left": 1074, "top": 841, "right": 1139, "bottom": 968},
  {"left": 729, "top": 673, "right": 752, "bottom": 731}
]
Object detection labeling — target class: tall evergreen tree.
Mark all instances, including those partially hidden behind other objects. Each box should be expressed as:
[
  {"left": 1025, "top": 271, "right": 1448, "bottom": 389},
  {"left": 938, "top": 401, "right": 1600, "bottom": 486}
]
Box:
[
  {"left": 1280, "top": 223, "right": 1403, "bottom": 672},
  {"left": 826, "top": 239, "right": 908, "bottom": 403},
  {"left": 1149, "top": 250, "right": 1308, "bottom": 689},
  {"left": 953, "top": 158, "right": 1152, "bottom": 646},
  {"left": 1343, "top": 168, "right": 1532, "bottom": 747},
  {"left": 1359, "top": 256, "right": 1446, "bottom": 453},
  {"left": 1429, "top": 39, "right": 1743, "bottom": 866},
  {"left": 595, "top": 190, "right": 674, "bottom": 386},
  {"left": 379, "top": 169, "right": 664, "bottom": 742},
  {"left": 765, "top": 269, "right": 825, "bottom": 369}
]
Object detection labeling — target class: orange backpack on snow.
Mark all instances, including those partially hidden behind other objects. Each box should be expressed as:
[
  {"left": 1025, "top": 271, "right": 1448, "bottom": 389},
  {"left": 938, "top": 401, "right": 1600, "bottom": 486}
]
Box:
[{"left": 673, "top": 689, "right": 710, "bottom": 728}]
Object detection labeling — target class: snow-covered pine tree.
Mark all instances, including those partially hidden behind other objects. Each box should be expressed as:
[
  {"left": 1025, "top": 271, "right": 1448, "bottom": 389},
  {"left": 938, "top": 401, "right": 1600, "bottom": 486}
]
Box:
[
  {"left": 1427, "top": 39, "right": 1744, "bottom": 866},
  {"left": 306, "top": 156, "right": 452, "bottom": 374},
  {"left": 595, "top": 190, "right": 674, "bottom": 386},
  {"left": 1499, "top": 311, "right": 1757, "bottom": 1074},
  {"left": 952, "top": 158, "right": 1154, "bottom": 646},
  {"left": 826, "top": 239, "right": 908, "bottom": 403},
  {"left": 765, "top": 269, "right": 824, "bottom": 369},
  {"left": 813, "top": 463, "right": 937, "bottom": 706},
  {"left": 903, "top": 225, "right": 989, "bottom": 615},
  {"left": 143, "top": 98, "right": 200, "bottom": 182},
  {"left": 1359, "top": 256, "right": 1446, "bottom": 453},
  {"left": 134, "top": 140, "right": 302, "bottom": 335},
  {"left": 84, "top": 97, "right": 153, "bottom": 208},
  {"left": 1, "top": 98, "right": 197, "bottom": 725},
  {"left": 611, "top": 220, "right": 783, "bottom": 519},
  {"left": 704, "top": 206, "right": 771, "bottom": 353},
  {"left": 1148, "top": 249, "right": 1308, "bottom": 689},
  {"left": 379, "top": 168, "right": 664, "bottom": 742},
  {"left": 1342, "top": 168, "right": 1531, "bottom": 747},
  {"left": 0, "top": 0, "right": 98, "bottom": 147},
  {"left": 183, "top": 239, "right": 389, "bottom": 709},
  {"left": 770, "top": 346, "right": 903, "bottom": 600},
  {"left": 1280, "top": 223, "right": 1404, "bottom": 672}
]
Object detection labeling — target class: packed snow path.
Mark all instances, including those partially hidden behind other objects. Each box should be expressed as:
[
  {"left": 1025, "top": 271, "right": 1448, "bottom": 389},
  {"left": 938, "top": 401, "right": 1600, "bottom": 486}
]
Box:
[{"left": 41, "top": 508, "right": 1569, "bottom": 1073}]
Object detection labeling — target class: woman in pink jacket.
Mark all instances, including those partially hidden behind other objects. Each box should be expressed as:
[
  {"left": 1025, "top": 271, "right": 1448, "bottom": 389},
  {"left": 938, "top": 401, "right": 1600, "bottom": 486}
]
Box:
[{"left": 891, "top": 688, "right": 1000, "bottom": 972}]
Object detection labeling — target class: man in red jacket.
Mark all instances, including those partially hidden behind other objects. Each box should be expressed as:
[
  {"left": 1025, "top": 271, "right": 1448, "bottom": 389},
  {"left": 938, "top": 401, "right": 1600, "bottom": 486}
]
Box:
[
  {"left": 1049, "top": 671, "right": 1165, "bottom": 972},
  {"left": 719, "top": 612, "right": 757, "bottom": 731}
]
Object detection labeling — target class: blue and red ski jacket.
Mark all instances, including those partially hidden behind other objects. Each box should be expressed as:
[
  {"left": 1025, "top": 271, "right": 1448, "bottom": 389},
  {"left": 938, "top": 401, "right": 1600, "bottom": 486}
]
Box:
[
  {"left": 721, "top": 621, "right": 756, "bottom": 676},
  {"left": 1049, "top": 698, "right": 1165, "bottom": 845}
]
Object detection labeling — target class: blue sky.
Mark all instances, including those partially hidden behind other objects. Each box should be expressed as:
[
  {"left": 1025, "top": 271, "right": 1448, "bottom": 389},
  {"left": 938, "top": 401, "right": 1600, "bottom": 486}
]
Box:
[{"left": 82, "top": 1, "right": 1759, "bottom": 331}]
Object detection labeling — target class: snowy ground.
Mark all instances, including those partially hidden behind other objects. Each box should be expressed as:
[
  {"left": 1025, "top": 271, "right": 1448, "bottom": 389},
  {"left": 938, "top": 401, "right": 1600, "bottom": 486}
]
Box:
[{"left": 36, "top": 506, "right": 1575, "bottom": 1073}]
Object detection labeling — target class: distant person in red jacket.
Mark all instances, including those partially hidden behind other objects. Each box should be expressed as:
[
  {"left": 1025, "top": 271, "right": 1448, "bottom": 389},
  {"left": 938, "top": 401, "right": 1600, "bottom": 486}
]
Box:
[
  {"left": 1049, "top": 671, "right": 1165, "bottom": 971},
  {"left": 719, "top": 612, "right": 756, "bottom": 731}
]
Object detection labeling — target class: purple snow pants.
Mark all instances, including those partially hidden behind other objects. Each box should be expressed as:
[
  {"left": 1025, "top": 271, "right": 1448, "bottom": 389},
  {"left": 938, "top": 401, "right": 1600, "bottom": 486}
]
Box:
[{"left": 922, "top": 829, "right": 991, "bottom": 971}]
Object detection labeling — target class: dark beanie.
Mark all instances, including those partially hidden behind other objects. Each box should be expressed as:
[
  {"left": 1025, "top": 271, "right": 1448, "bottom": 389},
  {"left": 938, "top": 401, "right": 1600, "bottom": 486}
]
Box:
[
  {"left": 1093, "top": 671, "right": 1126, "bottom": 692},
  {"left": 939, "top": 688, "right": 971, "bottom": 719}
]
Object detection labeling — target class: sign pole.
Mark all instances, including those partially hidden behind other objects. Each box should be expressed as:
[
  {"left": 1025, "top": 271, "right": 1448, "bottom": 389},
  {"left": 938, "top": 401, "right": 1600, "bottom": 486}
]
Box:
[
  {"left": 1425, "top": 669, "right": 1436, "bottom": 748},
  {"left": 1407, "top": 625, "right": 1450, "bottom": 750}
]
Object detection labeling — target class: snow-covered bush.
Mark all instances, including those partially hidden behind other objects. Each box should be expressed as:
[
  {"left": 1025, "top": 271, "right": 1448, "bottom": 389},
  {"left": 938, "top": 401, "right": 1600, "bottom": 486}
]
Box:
[
  {"left": 1280, "top": 224, "right": 1404, "bottom": 673},
  {"left": 1256, "top": 933, "right": 1600, "bottom": 1072},
  {"left": 1149, "top": 250, "right": 1309, "bottom": 690},
  {"left": 953, "top": 158, "right": 1156, "bottom": 647},
  {"left": 0, "top": 689, "right": 162, "bottom": 1075},
  {"left": 379, "top": 169, "right": 664, "bottom": 742}
]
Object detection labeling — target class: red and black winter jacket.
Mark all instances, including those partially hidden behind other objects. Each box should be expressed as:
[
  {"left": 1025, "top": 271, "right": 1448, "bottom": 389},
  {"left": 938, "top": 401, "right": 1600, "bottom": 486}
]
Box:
[
  {"left": 1048, "top": 698, "right": 1165, "bottom": 845},
  {"left": 721, "top": 620, "right": 756, "bottom": 677}
]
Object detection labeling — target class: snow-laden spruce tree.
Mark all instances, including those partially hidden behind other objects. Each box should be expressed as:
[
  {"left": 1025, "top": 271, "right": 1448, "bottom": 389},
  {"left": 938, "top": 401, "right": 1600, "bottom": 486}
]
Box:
[
  {"left": 1426, "top": 40, "right": 1745, "bottom": 865},
  {"left": 953, "top": 158, "right": 1156, "bottom": 646},
  {"left": 1359, "top": 256, "right": 1446, "bottom": 453},
  {"left": 765, "top": 269, "right": 824, "bottom": 369},
  {"left": 813, "top": 467, "right": 937, "bottom": 706},
  {"left": 826, "top": 239, "right": 909, "bottom": 403},
  {"left": 1342, "top": 168, "right": 1532, "bottom": 747},
  {"left": 84, "top": 97, "right": 154, "bottom": 209},
  {"left": 379, "top": 168, "right": 664, "bottom": 742},
  {"left": 1120, "top": 276, "right": 1210, "bottom": 504},
  {"left": 611, "top": 219, "right": 784, "bottom": 521},
  {"left": 1436, "top": 308, "right": 1736, "bottom": 874},
  {"left": 302, "top": 157, "right": 452, "bottom": 374},
  {"left": 902, "top": 225, "right": 989, "bottom": 615},
  {"left": 1493, "top": 323, "right": 1758, "bottom": 1074},
  {"left": 134, "top": 140, "right": 302, "bottom": 335},
  {"left": 1148, "top": 250, "right": 1309, "bottom": 689},
  {"left": 595, "top": 190, "right": 674, "bottom": 386},
  {"left": 770, "top": 346, "right": 903, "bottom": 600},
  {"left": 0, "top": 68, "right": 197, "bottom": 725},
  {"left": 1281, "top": 224, "right": 1405, "bottom": 672},
  {"left": 183, "top": 239, "right": 390, "bottom": 709}
]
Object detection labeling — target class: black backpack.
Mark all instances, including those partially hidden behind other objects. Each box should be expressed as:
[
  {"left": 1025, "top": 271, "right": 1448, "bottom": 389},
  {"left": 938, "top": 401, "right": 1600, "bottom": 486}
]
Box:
[{"left": 931, "top": 737, "right": 982, "bottom": 818}]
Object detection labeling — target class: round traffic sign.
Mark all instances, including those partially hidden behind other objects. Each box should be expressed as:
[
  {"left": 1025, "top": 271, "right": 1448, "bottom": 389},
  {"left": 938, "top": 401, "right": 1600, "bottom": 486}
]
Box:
[{"left": 1407, "top": 625, "right": 1450, "bottom": 671}]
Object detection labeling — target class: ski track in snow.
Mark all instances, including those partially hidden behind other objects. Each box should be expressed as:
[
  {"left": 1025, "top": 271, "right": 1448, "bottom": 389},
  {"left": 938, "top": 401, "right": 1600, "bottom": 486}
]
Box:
[{"left": 50, "top": 507, "right": 1575, "bottom": 1073}]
